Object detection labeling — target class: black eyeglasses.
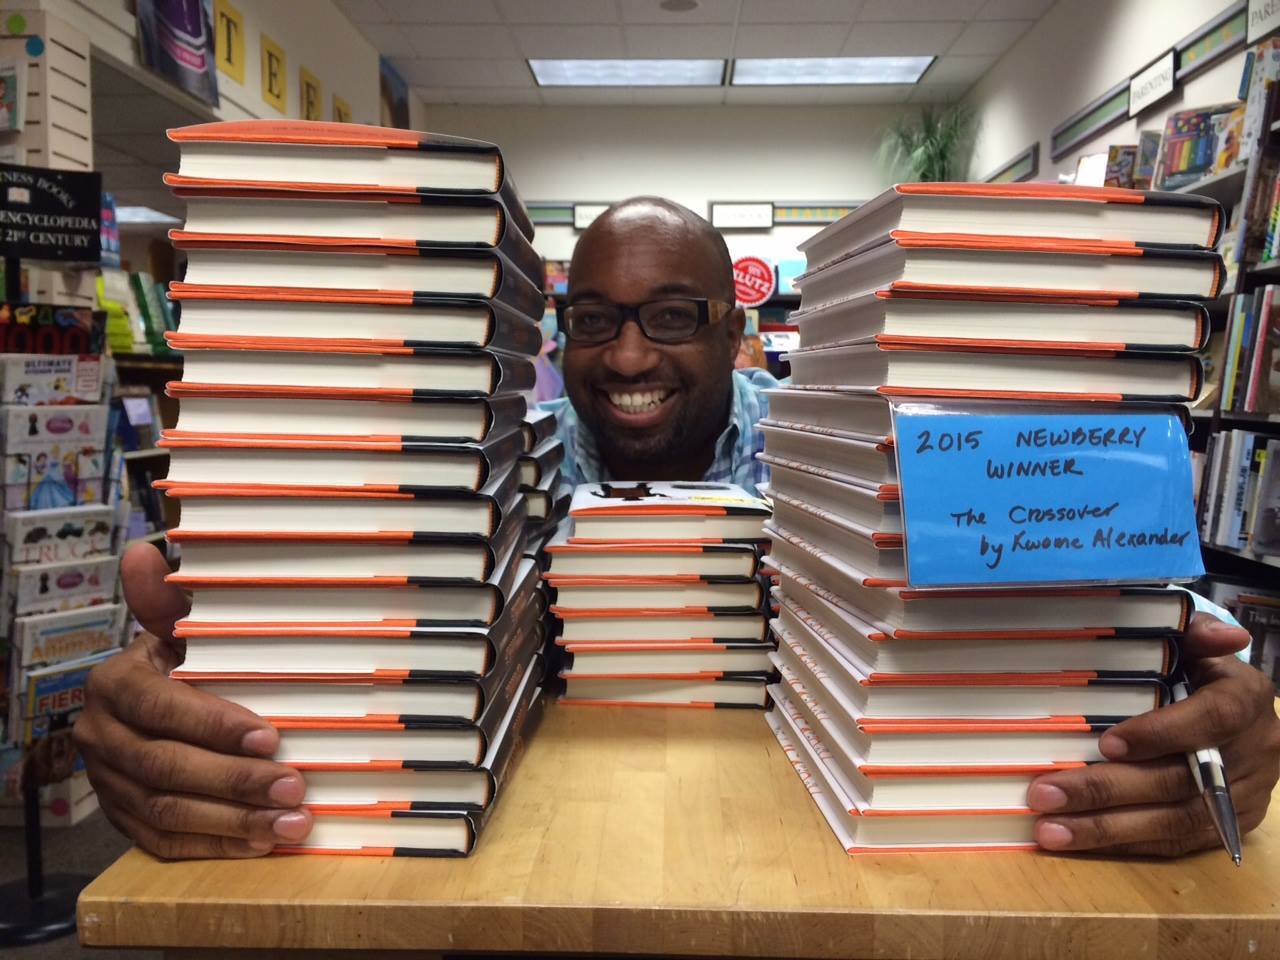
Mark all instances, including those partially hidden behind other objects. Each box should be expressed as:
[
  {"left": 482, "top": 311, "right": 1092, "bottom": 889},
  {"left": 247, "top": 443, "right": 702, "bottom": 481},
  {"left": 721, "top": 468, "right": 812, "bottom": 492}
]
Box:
[{"left": 558, "top": 297, "right": 734, "bottom": 345}]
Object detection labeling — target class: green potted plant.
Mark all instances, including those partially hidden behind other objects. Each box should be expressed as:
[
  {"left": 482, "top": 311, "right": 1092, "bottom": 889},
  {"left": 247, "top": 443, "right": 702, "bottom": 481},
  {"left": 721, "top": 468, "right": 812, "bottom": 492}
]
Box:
[{"left": 880, "top": 105, "right": 977, "bottom": 182}]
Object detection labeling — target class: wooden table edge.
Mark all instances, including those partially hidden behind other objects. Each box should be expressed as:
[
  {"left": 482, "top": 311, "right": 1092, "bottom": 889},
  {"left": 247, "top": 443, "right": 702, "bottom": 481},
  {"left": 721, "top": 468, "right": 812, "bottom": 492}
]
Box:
[{"left": 76, "top": 876, "right": 1280, "bottom": 956}]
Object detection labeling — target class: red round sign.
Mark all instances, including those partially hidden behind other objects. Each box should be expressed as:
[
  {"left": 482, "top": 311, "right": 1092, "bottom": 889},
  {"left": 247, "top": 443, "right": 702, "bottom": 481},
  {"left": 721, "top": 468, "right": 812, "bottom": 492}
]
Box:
[{"left": 732, "top": 256, "right": 776, "bottom": 307}]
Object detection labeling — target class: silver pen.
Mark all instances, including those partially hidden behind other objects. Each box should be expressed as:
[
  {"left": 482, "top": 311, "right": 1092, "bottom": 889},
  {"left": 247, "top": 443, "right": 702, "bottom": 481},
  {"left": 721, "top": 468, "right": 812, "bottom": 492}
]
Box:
[{"left": 1171, "top": 676, "right": 1242, "bottom": 866}]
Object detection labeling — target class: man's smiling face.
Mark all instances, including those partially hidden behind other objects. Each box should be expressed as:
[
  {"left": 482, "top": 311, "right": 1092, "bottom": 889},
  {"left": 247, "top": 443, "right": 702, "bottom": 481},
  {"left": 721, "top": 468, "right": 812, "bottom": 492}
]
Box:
[{"left": 562, "top": 199, "right": 744, "bottom": 479}]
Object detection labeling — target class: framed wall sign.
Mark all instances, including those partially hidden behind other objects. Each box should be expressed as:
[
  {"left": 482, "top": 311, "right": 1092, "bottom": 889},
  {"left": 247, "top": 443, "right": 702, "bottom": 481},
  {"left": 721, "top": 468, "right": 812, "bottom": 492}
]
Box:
[
  {"left": 1129, "top": 50, "right": 1176, "bottom": 117},
  {"left": 710, "top": 202, "right": 773, "bottom": 229},
  {"left": 572, "top": 203, "right": 609, "bottom": 229}
]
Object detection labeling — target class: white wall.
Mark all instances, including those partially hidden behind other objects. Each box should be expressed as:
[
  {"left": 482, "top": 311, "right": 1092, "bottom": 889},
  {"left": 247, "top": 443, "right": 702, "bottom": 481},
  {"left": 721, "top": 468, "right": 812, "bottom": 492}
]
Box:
[
  {"left": 967, "top": 0, "right": 1246, "bottom": 180},
  {"left": 423, "top": 104, "right": 906, "bottom": 261}
]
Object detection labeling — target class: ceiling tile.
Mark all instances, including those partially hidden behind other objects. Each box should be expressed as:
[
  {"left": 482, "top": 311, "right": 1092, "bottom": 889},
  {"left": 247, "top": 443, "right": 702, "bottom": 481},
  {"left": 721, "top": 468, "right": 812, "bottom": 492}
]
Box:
[
  {"left": 336, "top": 0, "right": 389, "bottom": 23},
  {"left": 733, "top": 23, "right": 850, "bottom": 57},
  {"left": 630, "top": 86, "right": 726, "bottom": 104},
  {"left": 947, "top": 18, "right": 1031, "bottom": 55},
  {"left": 355, "top": 21, "right": 418, "bottom": 57},
  {"left": 624, "top": 24, "right": 734, "bottom": 57},
  {"left": 618, "top": 0, "right": 741, "bottom": 23},
  {"left": 841, "top": 21, "right": 963, "bottom": 55},
  {"left": 539, "top": 87, "right": 637, "bottom": 104},
  {"left": 497, "top": 0, "right": 620, "bottom": 22},
  {"left": 415, "top": 86, "right": 543, "bottom": 104},
  {"left": 976, "top": 0, "right": 1053, "bottom": 19},
  {"left": 740, "top": 0, "right": 862, "bottom": 23},
  {"left": 517, "top": 24, "right": 626, "bottom": 57},
  {"left": 405, "top": 24, "right": 521, "bottom": 57},
  {"left": 908, "top": 82, "right": 970, "bottom": 102},
  {"left": 859, "top": 0, "right": 985, "bottom": 21},
  {"left": 918, "top": 54, "right": 997, "bottom": 85},
  {"left": 381, "top": 0, "right": 502, "bottom": 22},
  {"left": 390, "top": 57, "right": 534, "bottom": 87},
  {"left": 725, "top": 83, "right": 912, "bottom": 104}
]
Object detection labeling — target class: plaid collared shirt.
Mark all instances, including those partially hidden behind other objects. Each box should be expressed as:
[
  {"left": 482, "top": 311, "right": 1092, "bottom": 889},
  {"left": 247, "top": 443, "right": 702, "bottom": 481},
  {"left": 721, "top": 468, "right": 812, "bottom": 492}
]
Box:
[{"left": 540, "top": 367, "right": 778, "bottom": 496}]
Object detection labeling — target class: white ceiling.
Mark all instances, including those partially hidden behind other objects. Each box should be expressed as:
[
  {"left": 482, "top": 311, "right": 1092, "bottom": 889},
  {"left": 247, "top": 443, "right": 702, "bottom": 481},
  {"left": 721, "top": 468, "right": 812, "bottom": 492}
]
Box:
[{"left": 339, "top": 0, "right": 1055, "bottom": 106}]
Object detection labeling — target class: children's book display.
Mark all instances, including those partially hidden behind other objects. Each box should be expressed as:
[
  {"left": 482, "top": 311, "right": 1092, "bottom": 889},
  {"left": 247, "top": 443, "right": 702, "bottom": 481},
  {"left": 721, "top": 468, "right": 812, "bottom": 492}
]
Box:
[
  {"left": 160, "top": 119, "right": 553, "bottom": 856},
  {"left": 760, "top": 182, "right": 1215, "bottom": 853},
  {"left": 0, "top": 361, "right": 125, "bottom": 824}
]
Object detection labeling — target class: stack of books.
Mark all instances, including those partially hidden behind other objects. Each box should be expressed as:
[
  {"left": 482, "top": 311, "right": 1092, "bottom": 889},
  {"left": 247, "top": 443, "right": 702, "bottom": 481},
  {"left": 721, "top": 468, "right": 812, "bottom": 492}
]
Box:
[
  {"left": 518, "top": 408, "right": 568, "bottom": 543},
  {"left": 160, "top": 119, "right": 549, "bottom": 857},
  {"left": 547, "top": 481, "right": 774, "bottom": 708},
  {"left": 762, "top": 182, "right": 1219, "bottom": 852}
]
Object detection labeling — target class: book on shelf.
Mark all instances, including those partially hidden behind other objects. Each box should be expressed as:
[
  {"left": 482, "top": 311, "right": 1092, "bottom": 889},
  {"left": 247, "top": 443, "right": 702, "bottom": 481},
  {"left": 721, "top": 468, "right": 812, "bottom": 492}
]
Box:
[
  {"left": 169, "top": 389, "right": 527, "bottom": 444},
  {"left": 1103, "top": 145, "right": 1137, "bottom": 189},
  {"left": 766, "top": 695, "right": 1039, "bottom": 851},
  {"left": 544, "top": 538, "right": 760, "bottom": 579},
  {"left": 790, "top": 293, "right": 1211, "bottom": 354},
  {"left": 518, "top": 436, "right": 563, "bottom": 488},
  {"left": 797, "top": 184, "right": 1223, "bottom": 271},
  {"left": 157, "top": 429, "right": 523, "bottom": 494},
  {"left": 795, "top": 234, "right": 1224, "bottom": 309},
  {"left": 172, "top": 191, "right": 543, "bottom": 285},
  {"left": 1153, "top": 102, "right": 1243, "bottom": 191},
  {"left": 165, "top": 119, "right": 535, "bottom": 240},
  {"left": 1199, "top": 430, "right": 1279, "bottom": 555},
  {"left": 566, "top": 481, "right": 770, "bottom": 543},
  {"left": 169, "top": 339, "right": 536, "bottom": 397},
  {"left": 164, "top": 465, "right": 521, "bottom": 540},
  {"left": 521, "top": 468, "right": 562, "bottom": 524},
  {"left": 294, "top": 657, "right": 544, "bottom": 814},
  {"left": 161, "top": 118, "right": 550, "bottom": 856},
  {"left": 783, "top": 340, "right": 1203, "bottom": 403},
  {"left": 169, "top": 291, "right": 543, "bottom": 356}
]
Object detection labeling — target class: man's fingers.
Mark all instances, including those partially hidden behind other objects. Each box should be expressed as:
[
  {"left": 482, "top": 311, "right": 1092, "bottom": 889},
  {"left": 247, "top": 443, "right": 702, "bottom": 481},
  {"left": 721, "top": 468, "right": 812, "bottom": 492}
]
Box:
[
  {"left": 88, "top": 758, "right": 312, "bottom": 846},
  {"left": 1035, "top": 773, "right": 1273, "bottom": 853},
  {"left": 1178, "top": 612, "right": 1252, "bottom": 661},
  {"left": 106, "top": 805, "right": 278, "bottom": 861},
  {"left": 1034, "top": 797, "right": 1213, "bottom": 851},
  {"left": 1026, "top": 757, "right": 1195, "bottom": 814},
  {"left": 88, "top": 703, "right": 303, "bottom": 807},
  {"left": 1100, "top": 660, "right": 1274, "bottom": 762},
  {"left": 121, "top": 543, "right": 191, "bottom": 645},
  {"left": 91, "top": 652, "right": 280, "bottom": 758}
]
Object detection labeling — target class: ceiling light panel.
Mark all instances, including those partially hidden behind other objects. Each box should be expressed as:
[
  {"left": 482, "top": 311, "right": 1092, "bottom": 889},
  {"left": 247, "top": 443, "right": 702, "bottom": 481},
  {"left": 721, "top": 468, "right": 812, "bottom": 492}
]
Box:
[
  {"left": 732, "top": 56, "right": 934, "bottom": 85},
  {"left": 528, "top": 58, "right": 725, "bottom": 86}
]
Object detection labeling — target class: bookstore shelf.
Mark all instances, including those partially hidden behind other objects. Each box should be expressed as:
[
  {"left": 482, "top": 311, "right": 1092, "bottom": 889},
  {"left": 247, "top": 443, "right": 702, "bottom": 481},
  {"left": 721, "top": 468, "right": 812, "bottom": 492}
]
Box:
[
  {"left": 1202, "top": 542, "right": 1280, "bottom": 569},
  {"left": 1247, "top": 259, "right": 1280, "bottom": 281},
  {"left": 123, "top": 447, "right": 169, "bottom": 461},
  {"left": 1174, "top": 164, "right": 1248, "bottom": 204}
]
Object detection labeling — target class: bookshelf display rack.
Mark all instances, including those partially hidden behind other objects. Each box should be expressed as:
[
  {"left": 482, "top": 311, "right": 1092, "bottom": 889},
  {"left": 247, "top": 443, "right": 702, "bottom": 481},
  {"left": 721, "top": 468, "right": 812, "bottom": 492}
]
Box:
[{"left": 1177, "top": 91, "right": 1280, "bottom": 689}]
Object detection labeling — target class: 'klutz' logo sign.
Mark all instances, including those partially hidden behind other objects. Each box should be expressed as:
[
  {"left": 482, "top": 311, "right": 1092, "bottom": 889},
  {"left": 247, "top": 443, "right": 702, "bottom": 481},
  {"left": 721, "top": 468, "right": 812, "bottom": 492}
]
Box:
[{"left": 732, "top": 256, "right": 776, "bottom": 307}]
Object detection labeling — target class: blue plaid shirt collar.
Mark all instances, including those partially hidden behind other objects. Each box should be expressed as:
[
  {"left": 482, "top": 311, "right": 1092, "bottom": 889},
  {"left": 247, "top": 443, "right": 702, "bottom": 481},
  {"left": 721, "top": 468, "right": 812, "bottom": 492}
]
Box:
[{"left": 541, "top": 367, "right": 777, "bottom": 496}]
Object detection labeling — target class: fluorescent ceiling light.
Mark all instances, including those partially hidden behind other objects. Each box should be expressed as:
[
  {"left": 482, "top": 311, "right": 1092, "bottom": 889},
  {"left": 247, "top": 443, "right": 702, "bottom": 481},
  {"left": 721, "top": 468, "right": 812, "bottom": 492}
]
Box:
[
  {"left": 529, "top": 59, "right": 724, "bottom": 87},
  {"left": 732, "top": 56, "right": 934, "bottom": 86},
  {"left": 115, "top": 206, "right": 181, "bottom": 224}
]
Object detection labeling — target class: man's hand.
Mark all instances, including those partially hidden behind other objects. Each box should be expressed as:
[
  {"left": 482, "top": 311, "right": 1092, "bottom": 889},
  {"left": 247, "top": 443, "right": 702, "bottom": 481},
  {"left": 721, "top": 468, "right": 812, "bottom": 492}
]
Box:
[
  {"left": 1027, "top": 613, "right": 1280, "bottom": 857},
  {"left": 73, "top": 543, "right": 313, "bottom": 859}
]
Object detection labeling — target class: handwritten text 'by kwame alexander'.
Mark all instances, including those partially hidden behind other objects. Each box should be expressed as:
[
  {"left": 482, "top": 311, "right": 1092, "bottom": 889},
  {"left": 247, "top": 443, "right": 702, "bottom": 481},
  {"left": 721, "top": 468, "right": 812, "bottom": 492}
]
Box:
[{"left": 895, "top": 412, "right": 1204, "bottom": 587}]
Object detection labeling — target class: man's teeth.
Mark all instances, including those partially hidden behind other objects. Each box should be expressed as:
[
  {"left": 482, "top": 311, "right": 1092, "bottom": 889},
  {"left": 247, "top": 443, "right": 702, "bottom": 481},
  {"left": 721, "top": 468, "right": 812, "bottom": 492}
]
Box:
[{"left": 608, "top": 389, "right": 671, "bottom": 413}]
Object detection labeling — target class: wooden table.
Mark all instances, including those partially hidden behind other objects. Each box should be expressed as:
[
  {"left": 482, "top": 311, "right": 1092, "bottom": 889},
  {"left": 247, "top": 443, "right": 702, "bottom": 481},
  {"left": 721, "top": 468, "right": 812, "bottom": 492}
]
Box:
[{"left": 78, "top": 703, "right": 1280, "bottom": 959}]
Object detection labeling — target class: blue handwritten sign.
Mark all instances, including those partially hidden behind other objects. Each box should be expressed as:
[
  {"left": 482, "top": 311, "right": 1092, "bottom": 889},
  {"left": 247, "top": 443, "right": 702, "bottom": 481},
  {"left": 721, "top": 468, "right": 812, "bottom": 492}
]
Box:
[{"left": 893, "top": 409, "right": 1204, "bottom": 587}]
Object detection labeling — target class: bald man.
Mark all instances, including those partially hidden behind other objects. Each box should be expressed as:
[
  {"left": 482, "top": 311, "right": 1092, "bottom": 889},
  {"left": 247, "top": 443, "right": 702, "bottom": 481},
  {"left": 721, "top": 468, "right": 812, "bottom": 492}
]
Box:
[
  {"left": 75, "top": 198, "right": 1277, "bottom": 861},
  {"left": 541, "top": 196, "right": 775, "bottom": 492}
]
